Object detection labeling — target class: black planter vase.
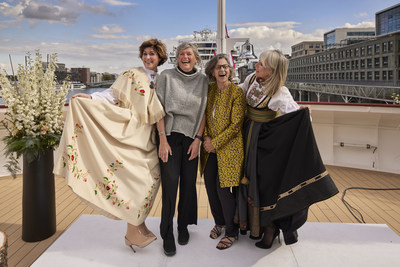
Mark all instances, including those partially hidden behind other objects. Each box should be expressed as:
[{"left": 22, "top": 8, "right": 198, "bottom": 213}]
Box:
[{"left": 22, "top": 148, "right": 56, "bottom": 242}]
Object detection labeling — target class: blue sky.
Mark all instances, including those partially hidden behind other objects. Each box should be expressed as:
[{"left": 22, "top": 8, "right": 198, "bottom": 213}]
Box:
[{"left": 0, "top": 0, "right": 399, "bottom": 74}]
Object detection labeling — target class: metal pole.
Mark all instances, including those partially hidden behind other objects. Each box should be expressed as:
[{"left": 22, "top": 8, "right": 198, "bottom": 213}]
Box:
[{"left": 217, "top": 0, "right": 226, "bottom": 54}]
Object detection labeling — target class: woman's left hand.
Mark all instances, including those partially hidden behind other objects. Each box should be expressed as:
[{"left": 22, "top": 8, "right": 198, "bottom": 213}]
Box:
[
  {"left": 300, "top": 105, "right": 312, "bottom": 114},
  {"left": 203, "top": 137, "right": 216, "bottom": 153},
  {"left": 187, "top": 138, "right": 201, "bottom": 160}
]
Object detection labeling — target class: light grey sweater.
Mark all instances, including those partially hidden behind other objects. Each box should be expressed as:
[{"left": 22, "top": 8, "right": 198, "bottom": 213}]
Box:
[{"left": 156, "top": 67, "right": 208, "bottom": 139}]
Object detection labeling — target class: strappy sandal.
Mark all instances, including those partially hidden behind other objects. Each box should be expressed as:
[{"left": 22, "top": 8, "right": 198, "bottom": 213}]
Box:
[
  {"left": 209, "top": 225, "right": 224, "bottom": 239},
  {"left": 216, "top": 235, "right": 238, "bottom": 250}
]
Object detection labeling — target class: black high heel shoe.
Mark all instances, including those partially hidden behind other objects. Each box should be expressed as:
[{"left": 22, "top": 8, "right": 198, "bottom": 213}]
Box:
[
  {"left": 255, "top": 227, "right": 280, "bottom": 249},
  {"left": 283, "top": 230, "right": 298, "bottom": 245}
]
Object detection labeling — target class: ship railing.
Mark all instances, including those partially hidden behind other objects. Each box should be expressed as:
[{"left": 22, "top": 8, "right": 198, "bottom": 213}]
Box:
[{"left": 286, "top": 81, "right": 399, "bottom": 103}]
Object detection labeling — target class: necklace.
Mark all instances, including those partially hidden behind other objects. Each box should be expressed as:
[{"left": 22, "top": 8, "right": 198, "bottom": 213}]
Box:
[{"left": 150, "top": 74, "right": 155, "bottom": 89}]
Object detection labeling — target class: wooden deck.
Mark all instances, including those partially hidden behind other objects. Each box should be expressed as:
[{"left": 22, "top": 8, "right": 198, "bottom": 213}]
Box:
[{"left": 1, "top": 165, "right": 400, "bottom": 267}]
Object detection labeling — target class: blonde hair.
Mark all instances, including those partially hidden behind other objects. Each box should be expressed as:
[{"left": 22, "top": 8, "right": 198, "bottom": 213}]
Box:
[{"left": 258, "top": 49, "right": 288, "bottom": 97}]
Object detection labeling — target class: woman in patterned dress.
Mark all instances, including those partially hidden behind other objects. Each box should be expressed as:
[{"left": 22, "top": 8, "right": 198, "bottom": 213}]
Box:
[
  {"left": 200, "top": 54, "right": 246, "bottom": 250},
  {"left": 54, "top": 39, "right": 168, "bottom": 253}
]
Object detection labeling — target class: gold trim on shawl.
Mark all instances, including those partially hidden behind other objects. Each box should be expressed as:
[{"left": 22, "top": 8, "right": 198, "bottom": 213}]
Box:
[{"left": 260, "top": 170, "right": 330, "bottom": 211}]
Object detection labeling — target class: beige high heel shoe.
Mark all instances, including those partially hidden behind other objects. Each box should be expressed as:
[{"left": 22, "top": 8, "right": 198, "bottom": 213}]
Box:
[
  {"left": 138, "top": 222, "right": 156, "bottom": 238},
  {"left": 125, "top": 224, "right": 156, "bottom": 253}
]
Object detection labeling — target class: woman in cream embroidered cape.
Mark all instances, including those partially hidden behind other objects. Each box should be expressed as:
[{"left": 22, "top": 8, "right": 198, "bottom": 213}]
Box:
[{"left": 54, "top": 39, "right": 168, "bottom": 252}]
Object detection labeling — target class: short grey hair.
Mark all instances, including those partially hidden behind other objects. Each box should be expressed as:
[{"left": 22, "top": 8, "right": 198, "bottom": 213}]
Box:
[
  {"left": 175, "top": 42, "right": 202, "bottom": 65},
  {"left": 205, "top": 54, "right": 235, "bottom": 81}
]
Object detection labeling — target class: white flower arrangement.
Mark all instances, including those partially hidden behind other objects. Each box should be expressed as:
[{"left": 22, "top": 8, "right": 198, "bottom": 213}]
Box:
[
  {"left": 0, "top": 51, "right": 70, "bottom": 177},
  {"left": 393, "top": 93, "right": 400, "bottom": 104}
]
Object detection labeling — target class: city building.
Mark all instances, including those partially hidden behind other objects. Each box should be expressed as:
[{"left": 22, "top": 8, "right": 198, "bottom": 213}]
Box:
[
  {"left": 287, "top": 31, "right": 400, "bottom": 103},
  {"left": 291, "top": 41, "right": 323, "bottom": 58},
  {"left": 376, "top": 3, "right": 400, "bottom": 36},
  {"left": 90, "top": 72, "right": 102, "bottom": 83},
  {"left": 70, "top": 67, "right": 90, "bottom": 83},
  {"left": 324, "top": 27, "right": 375, "bottom": 50},
  {"left": 285, "top": 4, "right": 400, "bottom": 104}
]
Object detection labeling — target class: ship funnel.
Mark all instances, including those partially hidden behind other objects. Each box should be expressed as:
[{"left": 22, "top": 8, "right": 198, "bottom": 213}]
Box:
[{"left": 239, "top": 40, "right": 257, "bottom": 60}]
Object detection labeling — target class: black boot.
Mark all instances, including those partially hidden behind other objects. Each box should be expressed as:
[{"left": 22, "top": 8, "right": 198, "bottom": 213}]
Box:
[{"left": 163, "top": 238, "right": 176, "bottom": 256}]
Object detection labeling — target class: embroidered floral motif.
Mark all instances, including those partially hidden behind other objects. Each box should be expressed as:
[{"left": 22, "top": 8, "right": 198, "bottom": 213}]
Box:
[
  {"left": 123, "top": 70, "right": 146, "bottom": 96},
  {"left": 247, "top": 82, "right": 267, "bottom": 107},
  {"left": 94, "top": 160, "right": 130, "bottom": 209},
  {"left": 63, "top": 123, "right": 89, "bottom": 182},
  {"left": 137, "top": 174, "right": 160, "bottom": 218}
]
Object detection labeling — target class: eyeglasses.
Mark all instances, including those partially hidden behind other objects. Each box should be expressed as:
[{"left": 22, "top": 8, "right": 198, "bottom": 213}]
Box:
[{"left": 215, "top": 64, "right": 229, "bottom": 70}]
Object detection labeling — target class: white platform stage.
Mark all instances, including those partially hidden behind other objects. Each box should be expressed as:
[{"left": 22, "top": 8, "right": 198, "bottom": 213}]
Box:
[{"left": 32, "top": 215, "right": 400, "bottom": 267}]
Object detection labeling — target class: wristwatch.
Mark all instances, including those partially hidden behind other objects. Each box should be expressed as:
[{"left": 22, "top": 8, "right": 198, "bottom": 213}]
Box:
[{"left": 195, "top": 135, "right": 203, "bottom": 141}]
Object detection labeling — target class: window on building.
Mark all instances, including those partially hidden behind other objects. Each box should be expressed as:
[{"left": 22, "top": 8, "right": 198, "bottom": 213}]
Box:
[
  {"left": 388, "top": 41, "right": 393, "bottom": 52},
  {"left": 349, "top": 72, "right": 353, "bottom": 80},
  {"left": 360, "top": 59, "right": 365, "bottom": 68},
  {"left": 374, "top": 71, "right": 380, "bottom": 80},
  {"left": 367, "top": 45, "right": 372, "bottom": 55},
  {"left": 388, "top": 70, "right": 393, "bottom": 80},
  {"left": 375, "top": 44, "right": 380, "bottom": 54},
  {"left": 346, "top": 61, "right": 350, "bottom": 69},
  {"left": 361, "top": 47, "right": 365, "bottom": 56},
  {"left": 374, "top": 58, "right": 380, "bottom": 67},
  {"left": 355, "top": 48, "right": 359, "bottom": 57},
  {"left": 360, "top": 72, "right": 365, "bottom": 80},
  {"left": 367, "top": 71, "right": 372, "bottom": 80},
  {"left": 316, "top": 44, "right": 320, "bottom": 48},
  {"left": 382, "top": 71, "right": 387, "bottom": 80},
  {"left": 355, "top": 60, "right": 359, "bottom": 69},
  {"left": 367, "top": 58, "right": 372, "bottom": 68},
  {"left": 382, "top": 42, "right": 387, "bottom": 53},
  {"left": 355, "top": 72, "right": 359, "bottom": 80},
  {"left": 383, "top": 56, "right": 388, "bottom": 67}
]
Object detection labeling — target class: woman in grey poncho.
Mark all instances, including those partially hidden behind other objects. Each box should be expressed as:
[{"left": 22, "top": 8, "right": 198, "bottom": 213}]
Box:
[{"left": 156, "top": 42, "right": 208, "bottom": 256}]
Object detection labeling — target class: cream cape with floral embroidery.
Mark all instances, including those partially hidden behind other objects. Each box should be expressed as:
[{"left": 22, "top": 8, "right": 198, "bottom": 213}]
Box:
[{"left": 54, "top": 67, "right": 165, "bottom": 226}]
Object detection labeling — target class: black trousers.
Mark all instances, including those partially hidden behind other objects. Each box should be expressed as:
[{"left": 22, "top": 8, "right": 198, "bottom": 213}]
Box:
[
  {"left": 204, "top": 153, "right": 238, "bottom": 237},
  {"left": 159, "top": 132, "right": 198, "bottom": 240}
]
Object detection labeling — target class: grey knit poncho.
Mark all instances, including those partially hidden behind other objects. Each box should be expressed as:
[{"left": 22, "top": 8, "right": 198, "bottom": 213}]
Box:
[{"left": 156, "top": 67, "right": 208, "bottom": 139}]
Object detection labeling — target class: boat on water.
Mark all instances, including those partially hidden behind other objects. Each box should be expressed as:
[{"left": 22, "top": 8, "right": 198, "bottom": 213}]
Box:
[{"left": 55, "top": 82, "right": 86, "bottom": 91}]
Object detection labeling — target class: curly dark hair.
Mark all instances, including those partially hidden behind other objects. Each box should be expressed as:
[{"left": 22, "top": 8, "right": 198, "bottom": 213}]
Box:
[{"left": 139, "top": 39, "right": 168, "bottom": 66}]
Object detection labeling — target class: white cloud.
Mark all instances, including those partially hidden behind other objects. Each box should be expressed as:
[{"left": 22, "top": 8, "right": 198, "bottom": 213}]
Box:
[
  {"left": 95, "top": 25, "right": 126, "bottom": 34},
  {"left": 227, "top": 24, "right": 324, "bottom": 55},
  {"left": 0, "top": 19, "right": 376, "bottom": 75},
  {"left": 342, "top": 21, "right": 375, "bottom": 28},
  {"left": 229, "top": 21, "right": 301, "bottom": 29},
  {"left": 101, "top": 0, "right": 137, "bottom": 6},
  {"left": 0, "top": 0, "right": 113, "bottom": 26},
  {"left": 88, "top": 34, "right": 134, "bottom": 39}
]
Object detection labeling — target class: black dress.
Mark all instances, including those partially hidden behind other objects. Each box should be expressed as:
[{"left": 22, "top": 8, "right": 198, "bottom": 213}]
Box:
[{"left": 238, "top": 104, "right": 339, "bottom": 238}]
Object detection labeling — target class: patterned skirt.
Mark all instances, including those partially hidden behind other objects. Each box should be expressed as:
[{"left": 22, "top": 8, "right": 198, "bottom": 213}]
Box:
[{"left": 54, "top": 97, "right": 160, "bottom": 226}]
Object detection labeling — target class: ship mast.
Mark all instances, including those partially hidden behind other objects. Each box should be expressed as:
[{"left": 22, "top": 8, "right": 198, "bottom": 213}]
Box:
[{"left": 217, "top": 0, "right": 226, "bottom": 54}]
